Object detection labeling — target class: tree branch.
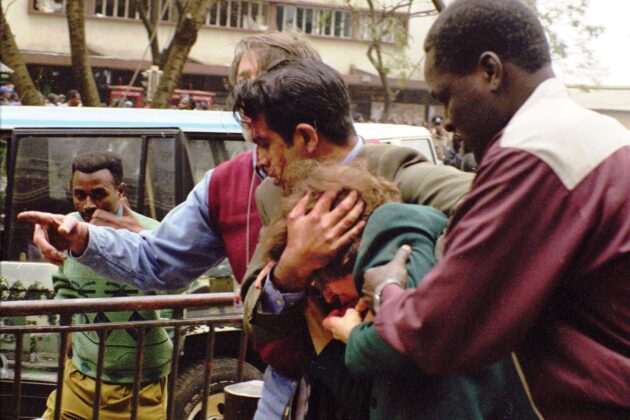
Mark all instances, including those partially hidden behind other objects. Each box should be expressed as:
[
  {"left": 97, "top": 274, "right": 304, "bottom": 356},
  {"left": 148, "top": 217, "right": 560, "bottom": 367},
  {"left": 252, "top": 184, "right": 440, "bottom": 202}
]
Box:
[{"left": 136, "top": 0, "right": 161, "bottom": 65}]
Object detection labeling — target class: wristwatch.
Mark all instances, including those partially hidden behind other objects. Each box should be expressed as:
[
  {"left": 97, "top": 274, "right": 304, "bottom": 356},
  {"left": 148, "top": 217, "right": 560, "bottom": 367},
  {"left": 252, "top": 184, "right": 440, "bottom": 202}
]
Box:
[{"left": 372, "top": 279, "right": 401, "bottom": 314}]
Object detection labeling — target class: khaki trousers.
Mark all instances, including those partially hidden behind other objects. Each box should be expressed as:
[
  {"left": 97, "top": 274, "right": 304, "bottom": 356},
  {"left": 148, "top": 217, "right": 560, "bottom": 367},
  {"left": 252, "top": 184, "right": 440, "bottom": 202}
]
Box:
[{"left": 42, "top": 360, "right": 167, "bottom": 420}]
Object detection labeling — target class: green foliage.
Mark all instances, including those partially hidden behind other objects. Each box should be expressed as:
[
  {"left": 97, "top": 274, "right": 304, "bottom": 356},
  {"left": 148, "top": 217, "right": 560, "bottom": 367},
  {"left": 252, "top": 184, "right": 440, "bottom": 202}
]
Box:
[
  {"left": 0, "top": 277, "right": 9, "bottom": 300},
  {"left": 9, "top": 280, "right": 26, "bottom": 300},
  {"left": 526, "top": 0, "right": 604, "bottom": 83},
  {"left": 26, "top": 281, "right": 54, "bottom": 300}
]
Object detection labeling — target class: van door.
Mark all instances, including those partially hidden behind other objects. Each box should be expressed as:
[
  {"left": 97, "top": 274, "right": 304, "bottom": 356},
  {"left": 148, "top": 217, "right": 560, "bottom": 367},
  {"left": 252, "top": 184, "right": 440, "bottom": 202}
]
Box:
[{"left": 0, "top": 139, "right": 6, "bottom": 250}]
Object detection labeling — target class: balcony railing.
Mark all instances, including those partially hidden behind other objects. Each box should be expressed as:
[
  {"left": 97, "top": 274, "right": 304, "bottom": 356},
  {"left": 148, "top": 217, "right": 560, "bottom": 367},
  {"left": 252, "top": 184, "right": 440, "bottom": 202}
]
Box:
[{"left": 0, "top": 293, "right": 250, "bottom": 420}]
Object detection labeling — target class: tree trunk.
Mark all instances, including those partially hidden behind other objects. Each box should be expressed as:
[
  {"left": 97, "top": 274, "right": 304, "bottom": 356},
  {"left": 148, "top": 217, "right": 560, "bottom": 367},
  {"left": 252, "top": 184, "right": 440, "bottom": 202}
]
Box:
[
  {"left": 367, "top": 43, "right": 396, "bottom": 123},
  {"left": 0, "top": 4, "right": 43, "bottom": 105},
  {"left": 137, "top": 0, "right": 162, "bottom": 65},
  {"left": 150, "top": 0, "right": 211, "bottom": 109},
  {"left": 66, "top": 0, "right": 100, "bottom": 106}
]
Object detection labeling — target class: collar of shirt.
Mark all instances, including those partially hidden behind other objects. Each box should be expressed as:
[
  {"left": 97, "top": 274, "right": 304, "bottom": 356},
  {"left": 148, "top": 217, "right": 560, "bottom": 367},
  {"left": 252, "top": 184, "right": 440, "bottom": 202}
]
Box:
[
  {"left": 252, "top": 146, "right": 267, "bottom": 180},
  {"left": 341, "top": 136, "right": 364, "bottom": 165}
]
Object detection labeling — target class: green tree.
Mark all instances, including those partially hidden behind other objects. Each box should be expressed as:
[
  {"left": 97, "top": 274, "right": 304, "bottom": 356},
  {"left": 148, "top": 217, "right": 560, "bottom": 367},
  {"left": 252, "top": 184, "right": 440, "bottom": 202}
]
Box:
[
  {"left": 526, "top": 0, "right": 604, "bottom": 84},
  {"left": 345, "top": 0, "right": 437, "bottom": 122}
]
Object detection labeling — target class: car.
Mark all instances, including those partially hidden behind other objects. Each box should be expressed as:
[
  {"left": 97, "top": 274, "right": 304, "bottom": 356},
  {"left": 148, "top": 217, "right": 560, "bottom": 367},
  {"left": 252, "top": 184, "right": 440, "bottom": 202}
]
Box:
[{"left": 354, "top": 122, "right": 440, "bottom": 165}]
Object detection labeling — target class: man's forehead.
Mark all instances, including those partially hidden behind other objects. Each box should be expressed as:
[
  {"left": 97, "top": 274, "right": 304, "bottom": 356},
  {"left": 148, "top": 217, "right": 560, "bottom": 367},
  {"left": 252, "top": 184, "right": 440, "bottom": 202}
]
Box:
[
  {"left": 241, "top": 115, "right": 267, "bottom": 143},
  {"left": 72, "top": 169, "right": 116, "bottom": 184},
  {"left": 236, "top": 52, "right": 258, "bottom": 82},
  {"left": 423, "top": 48, "right": 437, "bottom": 71},
  {"left": 423, "top": 50, "right": 440, "bottom": 89}
]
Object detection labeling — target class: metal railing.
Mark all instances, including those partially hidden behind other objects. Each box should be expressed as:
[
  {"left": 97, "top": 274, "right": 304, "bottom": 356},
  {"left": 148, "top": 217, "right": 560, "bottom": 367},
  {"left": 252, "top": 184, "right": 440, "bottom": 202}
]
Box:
[{"left": 0, "top": 293, "right": 249, "bottom": 420}]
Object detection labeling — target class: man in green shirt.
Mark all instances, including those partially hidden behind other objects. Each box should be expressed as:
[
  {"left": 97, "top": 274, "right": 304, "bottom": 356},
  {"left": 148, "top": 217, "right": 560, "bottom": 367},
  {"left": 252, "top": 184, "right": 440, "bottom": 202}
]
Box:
[{"left": 42, "top": 151, "right": 167, "bottom": 420}]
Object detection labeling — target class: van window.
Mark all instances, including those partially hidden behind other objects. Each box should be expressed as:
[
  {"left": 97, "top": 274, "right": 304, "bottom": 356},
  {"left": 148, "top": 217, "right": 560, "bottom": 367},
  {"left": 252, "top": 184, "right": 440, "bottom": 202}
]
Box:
[
  {"left": 187, "top": 138, "right": 252, "bottom": 183},
  {"left": 8, "top": 135, "right": 145, "bottom": 261},
  {"left": 145, "top": 137, "right": 176, "bottom": 220}
]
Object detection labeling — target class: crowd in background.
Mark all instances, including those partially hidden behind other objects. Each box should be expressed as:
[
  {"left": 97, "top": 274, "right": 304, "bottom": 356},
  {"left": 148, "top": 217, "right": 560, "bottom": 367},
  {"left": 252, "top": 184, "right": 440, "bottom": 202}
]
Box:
[
  {"left": 0, "top": 82, "right": 214, "bottom": 112},
  {"left": 429, "top": 115, "right": 478, "bottom": 173},
  {"left": 0, "top": 83, "right": 82, "bottom": 107}
]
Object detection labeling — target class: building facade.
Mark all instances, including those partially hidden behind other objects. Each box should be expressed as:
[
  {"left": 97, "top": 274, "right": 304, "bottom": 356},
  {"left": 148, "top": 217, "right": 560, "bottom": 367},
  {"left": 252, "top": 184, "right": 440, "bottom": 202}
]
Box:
[
  {"left": 568, "top": 85, "right": 630, "bottom": 129},
  {"left": 5, "top": 0, "right": 444, "bottom": 122}
]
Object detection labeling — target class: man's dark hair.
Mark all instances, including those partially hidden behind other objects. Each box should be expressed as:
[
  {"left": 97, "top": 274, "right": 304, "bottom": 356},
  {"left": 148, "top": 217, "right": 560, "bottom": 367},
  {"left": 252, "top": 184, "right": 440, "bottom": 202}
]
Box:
[
  {"left": 233, "top": 59, "right": 355, "bottom": 146},
  {"left": 67, "top": 89, "right": 80, "bottom": 100},
  {"left": 426, "top": 0, "right": 551, "bottom": 75},
  {"left": 71, "top": 151, "right": 123, "bottom": 186}
]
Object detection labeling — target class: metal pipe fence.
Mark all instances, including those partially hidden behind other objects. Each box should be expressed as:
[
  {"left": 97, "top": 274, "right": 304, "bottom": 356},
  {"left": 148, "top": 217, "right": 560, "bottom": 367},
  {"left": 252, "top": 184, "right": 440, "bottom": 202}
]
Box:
[{"left": 0, "top": 293, "right": 248, "bottom": 420}]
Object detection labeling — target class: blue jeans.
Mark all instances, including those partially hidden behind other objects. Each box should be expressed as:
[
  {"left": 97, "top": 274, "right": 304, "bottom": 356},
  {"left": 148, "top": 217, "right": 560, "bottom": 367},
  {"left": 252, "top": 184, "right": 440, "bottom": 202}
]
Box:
[{"left": 254, "top": 366, "right": 297, "bottom": 420}]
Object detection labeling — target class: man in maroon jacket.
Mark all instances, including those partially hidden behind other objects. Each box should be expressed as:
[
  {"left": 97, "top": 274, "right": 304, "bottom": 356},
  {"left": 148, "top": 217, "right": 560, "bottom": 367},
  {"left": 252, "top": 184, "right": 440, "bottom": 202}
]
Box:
[{"left": 338, "top": 0, "right": 630, "bottom": 417}]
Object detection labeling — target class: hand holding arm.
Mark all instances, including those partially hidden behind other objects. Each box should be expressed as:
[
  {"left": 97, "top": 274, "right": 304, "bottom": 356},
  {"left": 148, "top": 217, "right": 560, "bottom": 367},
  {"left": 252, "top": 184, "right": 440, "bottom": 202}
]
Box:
[
  {"left": 361, "top": 245, "right": 411, "bottom": 311},
  {"left": 18, "top": 211, "right": 90, "bottom": 264},
  {"left": 273, "top": 189, "right": 366, "bottom": 292}
]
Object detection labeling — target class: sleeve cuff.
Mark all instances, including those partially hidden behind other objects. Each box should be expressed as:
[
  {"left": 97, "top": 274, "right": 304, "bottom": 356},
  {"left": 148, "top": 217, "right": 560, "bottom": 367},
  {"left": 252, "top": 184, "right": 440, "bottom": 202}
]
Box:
[
  {"left": 381, "top": 283, "right": 405, "bottom": 304},
  {"left": 260, "top": 269, "right": 305, "bottom": 314}
]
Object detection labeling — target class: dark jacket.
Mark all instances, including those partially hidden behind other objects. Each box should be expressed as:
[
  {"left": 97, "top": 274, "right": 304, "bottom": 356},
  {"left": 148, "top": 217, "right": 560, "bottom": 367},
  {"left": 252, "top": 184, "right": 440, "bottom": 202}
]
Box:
[{"left": 347, "top": 203, "right": 538, "bottom": 419}]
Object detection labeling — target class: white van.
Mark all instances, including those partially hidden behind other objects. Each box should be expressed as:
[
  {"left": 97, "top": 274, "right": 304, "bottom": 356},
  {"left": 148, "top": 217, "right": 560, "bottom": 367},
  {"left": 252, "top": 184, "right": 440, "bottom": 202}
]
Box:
[
  {"left": 354, "top": 122, "right": 440, "bottom": 165},
  {"left": 0, "top": 106, "right": 261, "bottom": 419}
]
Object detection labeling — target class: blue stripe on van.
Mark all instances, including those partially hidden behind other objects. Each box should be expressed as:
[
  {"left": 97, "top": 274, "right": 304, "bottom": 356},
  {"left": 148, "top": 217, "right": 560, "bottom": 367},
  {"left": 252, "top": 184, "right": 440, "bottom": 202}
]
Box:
[
  {"left": 4, "top": 118, "right": 241, "bottom": 131},
  {"left": 0, "top": 107, "right": 243, "bottom": 133}
]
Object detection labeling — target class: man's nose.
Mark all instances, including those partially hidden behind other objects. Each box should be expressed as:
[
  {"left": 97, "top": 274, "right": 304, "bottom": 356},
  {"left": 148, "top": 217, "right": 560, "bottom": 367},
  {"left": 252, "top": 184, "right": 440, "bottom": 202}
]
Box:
[
  {"left": 321, "top": 290, "right": 335, "bottom": 304},
  {"left": 84, "top": 197, "right": 97, "bottom": 209},
  {"left": 257, "top": 150, "right": 269, "bottom": 167}
]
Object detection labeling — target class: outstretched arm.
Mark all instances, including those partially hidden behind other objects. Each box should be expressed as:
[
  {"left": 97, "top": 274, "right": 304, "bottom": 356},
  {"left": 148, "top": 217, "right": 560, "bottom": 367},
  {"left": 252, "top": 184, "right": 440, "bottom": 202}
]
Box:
[{"left": 23, "top": 172, "right": 225, "bottom": 291}]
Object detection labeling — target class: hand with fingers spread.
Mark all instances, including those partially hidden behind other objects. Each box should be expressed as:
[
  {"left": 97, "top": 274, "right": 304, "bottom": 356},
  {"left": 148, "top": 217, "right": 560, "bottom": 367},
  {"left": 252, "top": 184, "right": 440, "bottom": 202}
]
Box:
[
  {"left": 18, "top": 211, "right": 90, "bottom": 265},
  {"left": 361, "top": 245, "right": 411, "bottom": 312},
  {"left": 273, "top": 189, "right": 366, "bottom": 292}
]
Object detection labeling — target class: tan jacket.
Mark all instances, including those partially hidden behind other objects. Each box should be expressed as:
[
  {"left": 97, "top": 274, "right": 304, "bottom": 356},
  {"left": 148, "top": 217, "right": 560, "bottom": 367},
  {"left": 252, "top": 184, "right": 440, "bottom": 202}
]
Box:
[{"left": 241, "top": 143, "right": 473, "bottom": 343}]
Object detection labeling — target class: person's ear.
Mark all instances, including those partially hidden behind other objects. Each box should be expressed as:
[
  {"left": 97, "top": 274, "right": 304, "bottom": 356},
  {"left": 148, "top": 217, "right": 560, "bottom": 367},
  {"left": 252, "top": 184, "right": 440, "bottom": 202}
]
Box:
[
  {"left": 294, "top": 123, "right": 319, "bottom": 156},
  {"left": 479, "top": 52, "right": 503, "bottom": 92},
  {"left": 117, "top": 182, "right": 126, "bottom": 198}
]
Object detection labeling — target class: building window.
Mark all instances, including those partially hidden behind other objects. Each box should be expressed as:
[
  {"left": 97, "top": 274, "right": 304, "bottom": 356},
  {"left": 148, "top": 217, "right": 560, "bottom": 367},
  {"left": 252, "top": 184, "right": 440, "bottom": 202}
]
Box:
[
  {"left": 93, "top": 0, "right": 132, "bottom": 19},
  {"left": 34, "top": 0, "right": 66, "bottom": 13},
  {"left": 207, "top": 0, "right": 269, "bottom": 30},
  {"left": 277, "top": 5, "right": 351, "bottom": 39},
  {"left": 358, "top": 14, "right": 406, "bottom": 44},
  {"left": 33, "top": 0, "right": 269, "bottom": 29}
]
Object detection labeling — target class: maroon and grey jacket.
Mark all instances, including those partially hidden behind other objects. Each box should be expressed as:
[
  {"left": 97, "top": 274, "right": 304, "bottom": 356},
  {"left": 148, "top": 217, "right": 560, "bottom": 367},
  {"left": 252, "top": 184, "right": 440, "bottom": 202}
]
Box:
[{"left": 375, "top": 78, "right": 630, "bottom": 418}]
